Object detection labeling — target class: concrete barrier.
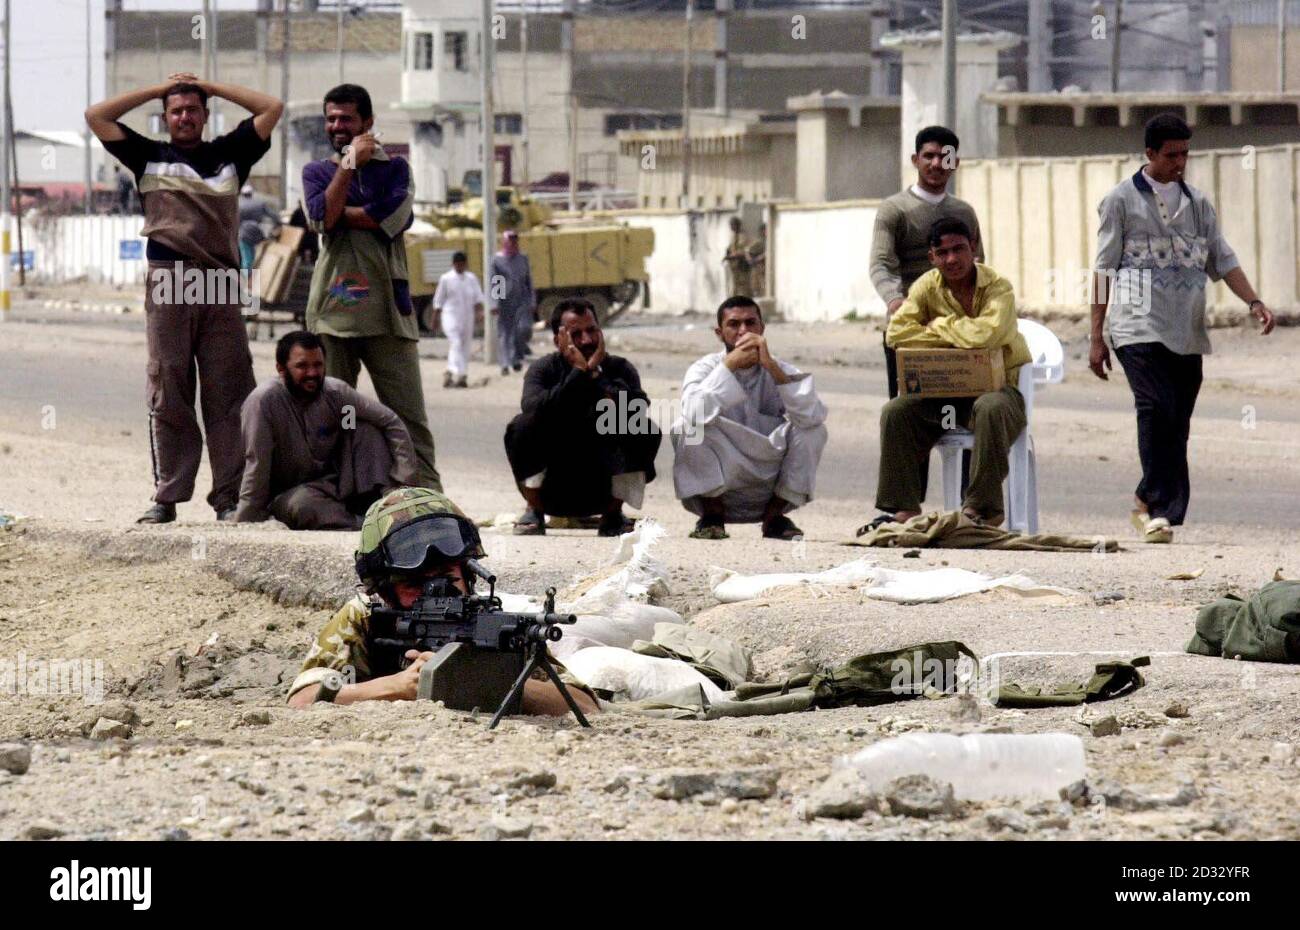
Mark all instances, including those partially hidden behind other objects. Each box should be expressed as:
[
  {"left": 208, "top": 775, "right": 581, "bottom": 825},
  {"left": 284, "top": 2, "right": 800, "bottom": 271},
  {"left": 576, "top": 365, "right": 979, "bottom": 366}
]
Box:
[{"left": 961, "top": 143, "right": 1300, "bottom": 313}]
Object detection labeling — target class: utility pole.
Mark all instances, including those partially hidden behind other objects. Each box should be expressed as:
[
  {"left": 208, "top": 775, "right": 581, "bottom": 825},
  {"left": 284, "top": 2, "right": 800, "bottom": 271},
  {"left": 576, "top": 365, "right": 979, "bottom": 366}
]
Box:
[
  {"left": 940, "top": 0, "right": 956, "bottom": 129},
  {"left": 1279, "top": 0, "right": 1288, "bottom": 93},
  {"left": 868, "top": 1, "right": 891, "bottom": 97},
  {"left": 212, "top": 0, "right": 221, "bottom": 133},
  {"left": 336, "top": 0, "right": 344, "bottom": 82},
  {"left": 85, "top": 0, "right": 93, "bottom": 214},
  {"left": 279, "top": 0, "right": 290, "bottom": 208},
  {"left": 1027, "top": 0, "right": 1049, "bottom": 93},
  {"left": 714, "top": 0, "right": 728, "bottom": 117},
  {"left": 201, "top": 0, "right": 211, "bottom": 137},
  {"left": 1110, "top": 0, "right": 1124, "bottom": 93},
  {"left": 481, "top": 0, "right": 496, "bottom": 364},
  {"left": 1, "top": 0, "right": 10, "bottom": 322},
  {"left": 681, "top": 0, "right": 693, "bottom": 209},
  {"left": 563, "top": 0, "right": 575, "bottom": 213},
  {"left": 8, "top": 75, "right": 21, "bottom": 286},
  {"left": 520, "top": 1, "right": 529, "bottom": 186}
]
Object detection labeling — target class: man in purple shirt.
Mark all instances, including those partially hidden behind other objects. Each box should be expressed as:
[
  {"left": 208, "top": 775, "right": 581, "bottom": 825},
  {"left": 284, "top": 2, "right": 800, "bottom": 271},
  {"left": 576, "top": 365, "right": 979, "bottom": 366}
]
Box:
[{"left": 301, "top": 84, "right": 441, "bottom": 492}]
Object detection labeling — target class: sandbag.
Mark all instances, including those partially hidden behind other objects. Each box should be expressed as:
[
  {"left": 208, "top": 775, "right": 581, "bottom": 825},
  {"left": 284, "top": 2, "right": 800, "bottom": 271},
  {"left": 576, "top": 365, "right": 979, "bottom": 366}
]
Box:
[
  {"left": 562, "top": 647, "right": 727, "bottom": 703},
  {"left": 709, "top": 558, "right": 1074, "bottom": 606}
]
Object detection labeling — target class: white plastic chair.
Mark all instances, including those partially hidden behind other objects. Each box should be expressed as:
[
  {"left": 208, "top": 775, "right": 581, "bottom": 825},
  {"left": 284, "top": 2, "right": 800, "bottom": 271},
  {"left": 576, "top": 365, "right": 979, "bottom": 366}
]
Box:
[{"left": 935, "top": 318, "right": 1064, "bottom": 533}]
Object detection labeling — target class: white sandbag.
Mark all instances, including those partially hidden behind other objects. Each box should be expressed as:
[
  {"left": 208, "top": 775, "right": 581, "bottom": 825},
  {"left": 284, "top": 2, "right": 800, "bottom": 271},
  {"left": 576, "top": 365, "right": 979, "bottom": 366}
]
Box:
[
  {"left": 709, "top": 558, "right": 879, "bottom": 603},
  {"left": 568, "top": 602, "right": 682, "bottom": 651},
  {"left": 493, "top": 591, "right": 673, "bottom": 651},
  {"left": 553, "top": 518, "right": 683, "bottom": 649},
  {"left": 568, "top": 518, "right": 671, "bottom": 613},
  {"left": 710, "top": 558, "right": 1076, "bottom": 606},
  {"left": 498, "top": 521, "right": 685, "bottom": 652},
  {"left": 562, "top": 647, "right": 726, "bottom": 703},
  {"left": 548, "top": 633, "right": 608, "bottom": 662}
]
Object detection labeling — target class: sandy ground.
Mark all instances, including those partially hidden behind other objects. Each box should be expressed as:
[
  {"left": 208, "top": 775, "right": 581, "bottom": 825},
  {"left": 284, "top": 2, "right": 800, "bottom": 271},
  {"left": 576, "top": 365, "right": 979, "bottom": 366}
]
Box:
[{"left": 1, "top": 303, "right": 1299, "bottom": 841}]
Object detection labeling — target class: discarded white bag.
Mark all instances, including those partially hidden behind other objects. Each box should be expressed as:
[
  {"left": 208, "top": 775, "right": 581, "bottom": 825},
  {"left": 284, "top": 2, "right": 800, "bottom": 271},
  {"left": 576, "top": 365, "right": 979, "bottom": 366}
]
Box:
[{"left": 865, "top": 568, "right": 1074, "bottom": 604}]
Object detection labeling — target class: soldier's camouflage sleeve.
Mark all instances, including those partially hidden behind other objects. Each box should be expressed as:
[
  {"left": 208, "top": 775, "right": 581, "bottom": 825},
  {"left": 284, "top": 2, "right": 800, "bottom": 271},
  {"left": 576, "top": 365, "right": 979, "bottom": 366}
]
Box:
[{"left": 286, "top": 595, "right": 376, "bottom": 701}]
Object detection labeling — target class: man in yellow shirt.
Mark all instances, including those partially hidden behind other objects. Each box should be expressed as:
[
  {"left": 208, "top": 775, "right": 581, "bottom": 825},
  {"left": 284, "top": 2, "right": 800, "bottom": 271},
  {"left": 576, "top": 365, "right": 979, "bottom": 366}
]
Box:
[{"left": 860, "top": 218, "right": 1031, "bottom": 534}]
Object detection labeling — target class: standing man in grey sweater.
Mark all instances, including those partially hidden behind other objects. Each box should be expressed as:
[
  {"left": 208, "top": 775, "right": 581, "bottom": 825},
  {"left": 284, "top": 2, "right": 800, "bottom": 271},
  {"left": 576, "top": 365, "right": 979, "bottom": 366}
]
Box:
[
  {"left": 869, "top": 126, "right": 984, "bottom": 398},
  {"left": 1089, "top": 113, "right": 1274, "bottom": 544}
]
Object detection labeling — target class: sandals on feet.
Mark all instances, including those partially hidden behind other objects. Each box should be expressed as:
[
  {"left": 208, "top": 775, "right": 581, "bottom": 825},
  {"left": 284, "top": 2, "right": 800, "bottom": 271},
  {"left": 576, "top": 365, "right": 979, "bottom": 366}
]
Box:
[
  {"left": 854, "top": 513, "right": 896, "bottom": 538},
  {"left": 513, "top": 509, "right": 546, "bottom": 536},
  {"left": 762, "top": 514, "right": 804, "bottom": 540},
  {"left": 1131, "top": 509, "right": 1172, "bottom": 544},
  {"left": 689, "top": 515, "right": 729, "bottom": 540},
  {"left": 597, "top": 513, "right": 636, "bottom": 537}
]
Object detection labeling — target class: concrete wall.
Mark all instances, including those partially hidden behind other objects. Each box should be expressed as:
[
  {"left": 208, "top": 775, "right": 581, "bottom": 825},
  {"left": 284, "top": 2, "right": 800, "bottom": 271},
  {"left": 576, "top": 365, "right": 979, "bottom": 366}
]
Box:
[
  {"left": 618, "top": 210, "right": 736, "bottom": 315},
  {"left": 627, "top": 131, "right": 794, "bottom": 210},
  {"left": 1231, "top": 25, "right": 1300, "bottom": 91},
  {"left": 996, "top": 122, "right": 1300, "bottom": 159},
  {"left": 773, "top": 200, "right": 884, "bottom": 322},
  {"left": 959, "top": 143, "right": 1300, "bottom": 312},
  {"left": 609, "top": 200, "right": 883, "bottom": 322}
]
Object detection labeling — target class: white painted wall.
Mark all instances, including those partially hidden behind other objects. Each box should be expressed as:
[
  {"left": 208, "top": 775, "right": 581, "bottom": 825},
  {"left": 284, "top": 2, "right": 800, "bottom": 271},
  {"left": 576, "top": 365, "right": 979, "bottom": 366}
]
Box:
[
  {"left": 27, "top": 215, "right": 149, "bottom": 287},
  {"left": 774, "top": 201, "right": 885, "bottom": 322},
  {"left": 618, "top": 202, "right": 886, "bottom": 322},
  {"left": 619, "top": 210, "right": 735, "bottom": 315}
]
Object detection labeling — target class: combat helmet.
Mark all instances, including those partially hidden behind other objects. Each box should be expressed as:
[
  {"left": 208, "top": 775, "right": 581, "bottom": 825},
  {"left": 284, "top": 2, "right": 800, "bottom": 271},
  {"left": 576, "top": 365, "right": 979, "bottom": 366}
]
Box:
[{"left": 354, "top": 487, "right": 485, "bottom": 592}]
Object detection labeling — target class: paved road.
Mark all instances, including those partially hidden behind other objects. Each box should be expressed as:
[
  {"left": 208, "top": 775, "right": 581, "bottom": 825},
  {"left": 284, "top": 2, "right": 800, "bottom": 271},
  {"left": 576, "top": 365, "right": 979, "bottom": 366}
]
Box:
[{"left": 3, "top": 303, "right": 1298, "bottom": 532}]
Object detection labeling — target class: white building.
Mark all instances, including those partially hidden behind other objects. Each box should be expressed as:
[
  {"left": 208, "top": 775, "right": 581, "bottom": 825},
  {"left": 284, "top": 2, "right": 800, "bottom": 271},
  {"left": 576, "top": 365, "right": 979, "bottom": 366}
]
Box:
[
  {"left": 15, "top": 131, "right": 108, "bottom": 190},
  {"left": 396, "top": 0, "right": 494, "bottom": 205}
]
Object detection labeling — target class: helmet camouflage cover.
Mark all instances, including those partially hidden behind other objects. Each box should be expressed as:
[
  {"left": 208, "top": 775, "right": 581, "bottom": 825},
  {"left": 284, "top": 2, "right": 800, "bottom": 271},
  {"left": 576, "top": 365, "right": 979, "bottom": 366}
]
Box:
[{"left": 356, "top": 487, "right": 486, "bottom": 565}]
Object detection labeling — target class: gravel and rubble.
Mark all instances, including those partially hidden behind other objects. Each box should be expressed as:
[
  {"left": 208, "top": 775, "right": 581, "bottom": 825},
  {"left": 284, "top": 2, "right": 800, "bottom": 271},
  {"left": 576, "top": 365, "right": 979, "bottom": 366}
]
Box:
[{"left": 2, "top": 313, "right": 1300, "bottom": 840}]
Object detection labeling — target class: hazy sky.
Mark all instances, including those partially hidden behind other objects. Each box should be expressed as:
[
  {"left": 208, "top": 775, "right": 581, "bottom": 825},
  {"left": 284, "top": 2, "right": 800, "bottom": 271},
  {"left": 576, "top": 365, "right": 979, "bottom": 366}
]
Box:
[{"left": 11, "top": 1, "right": 264, "bottom": 134}]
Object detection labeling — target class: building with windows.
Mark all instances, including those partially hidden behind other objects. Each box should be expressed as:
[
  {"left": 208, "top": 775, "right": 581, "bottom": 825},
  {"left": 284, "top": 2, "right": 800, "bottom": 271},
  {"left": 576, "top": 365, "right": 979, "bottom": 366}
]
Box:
[{"left": 396, "top": 0, "right": 884, "bottom": 204}]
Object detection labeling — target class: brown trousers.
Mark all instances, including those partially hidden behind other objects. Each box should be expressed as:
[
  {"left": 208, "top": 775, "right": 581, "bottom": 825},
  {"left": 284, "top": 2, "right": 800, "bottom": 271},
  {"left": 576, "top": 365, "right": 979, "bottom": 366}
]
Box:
[
  {"left": 144, "top": 260, "right": 256, "bottom": 511},
  {"left": 268, "top": 422, "right": 394, "bottom": 530},
  {"left": 318, "top": 333, "right": 442, "bottom": 491}
]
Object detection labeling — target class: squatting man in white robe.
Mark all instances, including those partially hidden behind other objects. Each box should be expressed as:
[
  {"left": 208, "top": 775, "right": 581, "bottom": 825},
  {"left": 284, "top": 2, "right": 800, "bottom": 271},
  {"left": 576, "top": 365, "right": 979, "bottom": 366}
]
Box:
[
  {"left": 671, "top": 296, "right": 828, "bottom": 540},
  {"left": 433, "top": 250, "right": 485, "bottom": 388}
]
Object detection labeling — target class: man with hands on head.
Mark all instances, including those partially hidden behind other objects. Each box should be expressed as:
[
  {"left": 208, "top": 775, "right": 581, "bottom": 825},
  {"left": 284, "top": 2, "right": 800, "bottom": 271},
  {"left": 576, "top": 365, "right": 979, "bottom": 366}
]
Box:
[
  {"left": 672, "top": 296, "right": 827, "bottom": 541},
  {"left": 85, "top": 72, "right": 282, "bottom": 525},
  {"left": 504, "top": 299, "right": 661, "bottom": 537}
]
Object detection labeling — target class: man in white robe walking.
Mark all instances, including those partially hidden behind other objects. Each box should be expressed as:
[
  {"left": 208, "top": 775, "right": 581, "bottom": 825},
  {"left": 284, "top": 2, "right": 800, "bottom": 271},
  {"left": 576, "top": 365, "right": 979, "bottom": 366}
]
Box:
[
  {"left": 433, "top": 250, "right": 485, "bottom": 389},
  {"left": 672, "top": 296, "right": 828, "bottom": 540}
]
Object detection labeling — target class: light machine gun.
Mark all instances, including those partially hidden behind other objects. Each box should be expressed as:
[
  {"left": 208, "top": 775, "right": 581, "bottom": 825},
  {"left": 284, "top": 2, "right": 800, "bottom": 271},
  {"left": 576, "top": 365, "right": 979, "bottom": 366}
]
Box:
[{"left": 368, "top": 560, "right": 591, "bottom": 729}]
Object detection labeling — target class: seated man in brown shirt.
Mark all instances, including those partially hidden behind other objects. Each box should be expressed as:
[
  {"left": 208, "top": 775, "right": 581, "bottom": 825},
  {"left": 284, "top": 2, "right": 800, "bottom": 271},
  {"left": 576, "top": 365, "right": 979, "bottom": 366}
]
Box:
[{"left": 234, "top": 331, "right": 416, "bottom": 530}]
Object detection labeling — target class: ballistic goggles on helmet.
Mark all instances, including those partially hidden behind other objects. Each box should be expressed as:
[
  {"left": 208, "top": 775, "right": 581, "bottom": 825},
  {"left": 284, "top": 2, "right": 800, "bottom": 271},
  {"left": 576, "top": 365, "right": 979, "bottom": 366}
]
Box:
[{"left": 355, "top": 513, "right": 483, "bottom": 583}]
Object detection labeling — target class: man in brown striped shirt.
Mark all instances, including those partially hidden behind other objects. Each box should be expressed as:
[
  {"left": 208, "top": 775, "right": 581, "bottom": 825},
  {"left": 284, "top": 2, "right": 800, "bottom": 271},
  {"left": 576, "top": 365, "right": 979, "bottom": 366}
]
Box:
[{"left": 87, "top": 73, "right": 282, "bottom": 524}]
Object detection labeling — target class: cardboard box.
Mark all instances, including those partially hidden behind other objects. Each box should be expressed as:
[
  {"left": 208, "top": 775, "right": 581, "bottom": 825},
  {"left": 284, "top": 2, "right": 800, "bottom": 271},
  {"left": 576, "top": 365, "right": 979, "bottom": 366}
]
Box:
[{"left": 896, "top": 347, "right": 1005, "bottom": 398}]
